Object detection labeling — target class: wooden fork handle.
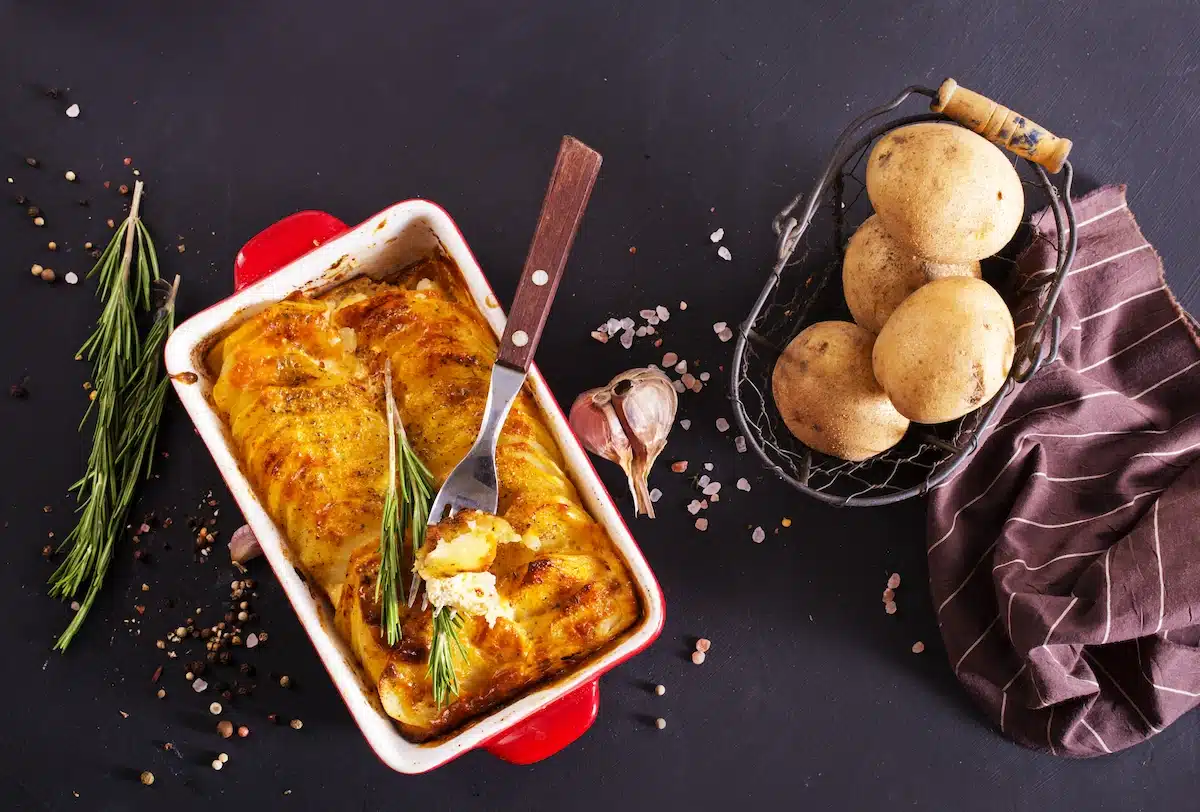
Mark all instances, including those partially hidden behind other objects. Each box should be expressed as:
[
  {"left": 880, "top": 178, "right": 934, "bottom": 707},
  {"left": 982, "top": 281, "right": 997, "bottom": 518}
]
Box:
[
  {"left": 496, "top": 136, "right": 603, "bottom": 372},
  {"left": 931, "top": 78, "right": 1073, "bottom": 173}
]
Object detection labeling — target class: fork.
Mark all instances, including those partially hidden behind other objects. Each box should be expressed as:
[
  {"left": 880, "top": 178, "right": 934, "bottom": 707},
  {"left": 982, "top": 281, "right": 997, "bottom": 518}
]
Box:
[{"left": 427, "top": 136, "right": 603, "bottom": 525}]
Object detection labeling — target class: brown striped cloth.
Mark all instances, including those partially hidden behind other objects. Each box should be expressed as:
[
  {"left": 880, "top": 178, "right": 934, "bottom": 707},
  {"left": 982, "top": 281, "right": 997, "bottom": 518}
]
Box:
[{"left": 928, "top": 185, "right": 1200, "bottom": 757}]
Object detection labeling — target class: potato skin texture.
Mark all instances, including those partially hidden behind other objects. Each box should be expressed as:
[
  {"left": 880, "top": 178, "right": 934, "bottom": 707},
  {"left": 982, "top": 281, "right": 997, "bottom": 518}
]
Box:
[
  {"left": 771, "top": 321, "right": 909, "bottom": 461},
  {"left": 872, "top": 277, "right": 1015, "bottom": 424},
  {"left": 866, "top": 123, "right": 1023, "bottom": 263},
  {"left": 843, "top": 215, "right": 981, "bottom": 334}
]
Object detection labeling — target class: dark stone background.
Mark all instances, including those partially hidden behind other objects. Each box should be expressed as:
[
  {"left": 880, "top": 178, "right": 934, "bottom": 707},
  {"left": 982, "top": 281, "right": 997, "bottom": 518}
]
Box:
[{"left": 1, "top": 1, "right": 1197, "bottom": 809}]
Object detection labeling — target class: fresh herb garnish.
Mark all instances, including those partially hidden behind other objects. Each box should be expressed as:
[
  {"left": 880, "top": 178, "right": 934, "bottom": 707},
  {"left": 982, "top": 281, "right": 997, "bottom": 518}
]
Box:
[
  {"left": 377, "top": 361, "right": 408, "bottom": 645},
  {"left": 428, "top": 606, "right": 468, "bottom": 708},
  {"left": 48, "top": 181, "right": 177, "bottom": 650}
]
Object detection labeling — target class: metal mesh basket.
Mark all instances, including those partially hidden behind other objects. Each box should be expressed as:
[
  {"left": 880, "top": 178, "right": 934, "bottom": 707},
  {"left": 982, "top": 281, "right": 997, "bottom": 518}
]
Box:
[{"left": 730, "top": 83, "right": 1078, "bottom": 506}]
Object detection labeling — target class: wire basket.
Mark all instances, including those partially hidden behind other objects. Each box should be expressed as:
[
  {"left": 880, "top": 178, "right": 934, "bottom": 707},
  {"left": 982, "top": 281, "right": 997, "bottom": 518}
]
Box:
[{"left": 730, "top": 81, "right": 1078, "bottom": 506}]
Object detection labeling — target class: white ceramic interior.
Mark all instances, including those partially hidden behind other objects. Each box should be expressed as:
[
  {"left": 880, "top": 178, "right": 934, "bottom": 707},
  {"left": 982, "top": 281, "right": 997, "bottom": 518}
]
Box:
[{"left": 163, "top": 200, "right": 665, "bottom": 774}]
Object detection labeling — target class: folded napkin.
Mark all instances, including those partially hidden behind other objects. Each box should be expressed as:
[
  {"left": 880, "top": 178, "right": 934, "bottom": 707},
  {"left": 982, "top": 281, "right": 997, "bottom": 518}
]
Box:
[{"left": 928, "top": 185, "right": 1200, "bottom": 757}]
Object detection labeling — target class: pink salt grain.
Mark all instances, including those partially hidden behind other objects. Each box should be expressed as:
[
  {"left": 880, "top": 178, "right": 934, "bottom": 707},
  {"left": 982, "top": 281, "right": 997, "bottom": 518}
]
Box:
[
  {"left": 696, "top": 638, "right": 712, "bottom": 653},
  {"left": 885, "top": 601, "right": 897, "bottom": 615},
  {"left": 695, "top": 518, "right": 708, "bottom": 531},
  {"left": 912, "top": 641, "right": 925, "bottom": 654},
  {"left": 887, "top": 573, "right": 901, "bottom": 590},
  {"left": 691, "top": 651, "right": 706, "bottom": 665}
]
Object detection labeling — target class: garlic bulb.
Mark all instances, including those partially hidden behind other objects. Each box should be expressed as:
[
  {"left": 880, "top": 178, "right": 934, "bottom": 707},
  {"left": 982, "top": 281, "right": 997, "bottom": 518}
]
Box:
[{"left": 569, "top": 367, "right": 677, "bottom": 518}]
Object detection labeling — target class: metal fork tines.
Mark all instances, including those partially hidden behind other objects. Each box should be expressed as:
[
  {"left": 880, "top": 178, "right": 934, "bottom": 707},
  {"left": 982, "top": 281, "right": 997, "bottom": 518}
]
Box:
[{"left": 427, "top": 363, "right": 526, "bottom": 524}]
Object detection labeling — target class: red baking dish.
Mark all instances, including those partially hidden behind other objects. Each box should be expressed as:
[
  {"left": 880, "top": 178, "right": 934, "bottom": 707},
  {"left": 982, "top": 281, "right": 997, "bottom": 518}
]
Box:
[{"left": 164, "top": 201, "right": 666, "bottom": 773}]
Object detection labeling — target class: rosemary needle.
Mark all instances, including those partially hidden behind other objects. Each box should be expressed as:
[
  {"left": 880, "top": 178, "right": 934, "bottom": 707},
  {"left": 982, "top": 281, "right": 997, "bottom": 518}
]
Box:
[
  {"left": 429, "top": 607, "right": 468, "bottom": 709},
  {"left": 49, "top": 181, "right": 176, "bottom": 651},
  {"left": 376, "top": 361, "right": 407, "bottom": 645}
]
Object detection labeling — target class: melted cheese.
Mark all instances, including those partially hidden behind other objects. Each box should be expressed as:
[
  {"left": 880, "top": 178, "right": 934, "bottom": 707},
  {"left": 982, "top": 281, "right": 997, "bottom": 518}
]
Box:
[{"left": 208, "top": 253, "right": 640, "bottom": 741}]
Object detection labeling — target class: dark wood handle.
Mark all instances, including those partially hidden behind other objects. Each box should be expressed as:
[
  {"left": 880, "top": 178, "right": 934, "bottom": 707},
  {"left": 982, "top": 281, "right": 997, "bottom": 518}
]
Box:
[
  {"left": 930, "top": 78, "right": 1073, "bottom": 173},
  {"left": 496, "top": 136, "right": 602, "bottom": 372}
]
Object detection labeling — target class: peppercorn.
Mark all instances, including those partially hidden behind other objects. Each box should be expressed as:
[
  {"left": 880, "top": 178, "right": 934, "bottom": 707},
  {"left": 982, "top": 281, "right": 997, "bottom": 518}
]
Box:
[
  {"left": 268, "top": 713, "right": 279, "bottom": 724},
  {"left": 239, "top": 663, "right": 255, "bottom": 677},
  {"left": 217, "top": 719, "right": 233, "bottom": 738},
  {"left": 279, "top": 675, "right": 291, "bottom": 688},
  {"left": 14, "top": 195, "right": 28, "bottom": 205},
  {"left": 24, "top": 157, "right": 39, "bottom": 168},
  {"left": 119, "top": 184, "right": 130, "bottom": 195},
  {"left": 237, "top": 725, "right": 250, "bottom": 738},
  {"left": 26, "top": 205, "right": 39, "bottom": 217},
  {"left": 218, "top": 651, "right": 232, "bottom": 666},
  {"left": 140, "top": 771, "right": 154, "bottom": 786},
  {"left": 289, "top": 719, "right": 303, "bottom": 730}
]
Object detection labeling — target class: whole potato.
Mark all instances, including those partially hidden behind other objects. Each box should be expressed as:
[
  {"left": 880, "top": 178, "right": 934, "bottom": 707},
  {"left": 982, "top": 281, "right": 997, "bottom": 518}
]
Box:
[
  {"left": 772, "top": 321, "right": 909, "bottom": 461},
  {"left": 866, "top": 122, "right": 1023, "bottom": 263},
  {"left": 843, "top": 214, "right": 981, "bottom": 333},
  {"left": 872, "top": 277, "right": 1015, "bottom": 424}
]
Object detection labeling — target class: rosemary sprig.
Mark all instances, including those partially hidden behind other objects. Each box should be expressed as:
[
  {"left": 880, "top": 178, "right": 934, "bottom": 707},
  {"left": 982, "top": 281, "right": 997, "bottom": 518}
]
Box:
[
  {"left": 48, "top": 181, "right": 176, "bottom": 651},
  {"left": 428, "top": 606, "right": 468, "bottom": 708},
  {"left": 375, "top": 361, "right": 463, "bottom": 705}
]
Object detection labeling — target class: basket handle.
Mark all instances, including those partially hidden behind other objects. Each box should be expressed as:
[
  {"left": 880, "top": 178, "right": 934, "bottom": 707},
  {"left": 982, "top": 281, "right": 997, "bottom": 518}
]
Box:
[{"left": 930, "top": 78, "right": 1072, "bottom": 173}]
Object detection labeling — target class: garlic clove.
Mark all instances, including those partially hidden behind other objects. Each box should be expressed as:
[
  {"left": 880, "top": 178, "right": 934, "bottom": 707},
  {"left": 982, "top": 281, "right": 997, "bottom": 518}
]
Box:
[{"left": 569, "top": 367, "right": 677, "bottom": 518}]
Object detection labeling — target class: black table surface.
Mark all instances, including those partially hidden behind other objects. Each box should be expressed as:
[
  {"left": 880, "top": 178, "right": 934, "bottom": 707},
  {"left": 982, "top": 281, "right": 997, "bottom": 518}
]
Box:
[{"left": 3, "top": 1, "right": 1199, "bottom": 810}]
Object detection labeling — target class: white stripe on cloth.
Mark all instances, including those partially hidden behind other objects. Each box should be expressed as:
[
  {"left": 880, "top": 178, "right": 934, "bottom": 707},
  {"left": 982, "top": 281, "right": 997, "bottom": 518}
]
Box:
[
  {"left": 1074, "top": 202, "right": 1128, "bottom": 229},
  {"left": 1078, "top": 285, "right": 1167, "bottom": 324},
  {"left": 937, "top": 539, "right": 999, "bottom": 612},
  {"left": 1048, "top": 707, "right": 1057, "bottom": 756},
  {"left": 1132, "top": 359, "right": 1200, "bottom": 400},
  {"left": 993, "top": 549, "right": 1109, "bottom": 573},
  {"left": 955, "top": 614, "right": 999, "bottom": 674},
  {"left": 1153, "top": 501, "right": 1165, "bottom": 634},
  {"left": 1077, "top": 316, "right": 1184, "bottom": 373},
  {"left": 1084, "top": 651, "right": 1164, "bottom": 734},
  {"left": 999, "top": 663, "right": 1028, "bottom": 733},
  {"left": 1137, "top": 638, "right": 1200, "bottom": 698},
  {"left": 1102, "top": 547, "right": 1114, "bottom": 644},
  {"left": 1080, "top": 717, "right": 1113, "bottom": 754},
  {"left": 1003, "top": 490, "right": 1163, "bottom": 530},
  {"left": 1025, "top": 241, "right": 1150, "bottom": 280},
  {"left": 1037, "top": 596, "right": 1100, "bottom": 688}
]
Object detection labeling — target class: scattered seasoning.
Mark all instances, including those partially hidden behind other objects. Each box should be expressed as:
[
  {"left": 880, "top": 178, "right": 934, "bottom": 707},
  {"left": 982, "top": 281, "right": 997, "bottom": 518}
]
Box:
[
  {"left": 48, "top": 241, "right": 57, "bottom": 251},
  {"left": 218, "top": 753, "right": 229, "bottom": 764},
  {"left": 33, "top": 216, "right": 45, "bottom": 227},
  {"left": 736, "top": 478, "right": 751, "bottom": 491},
  {"left": 882, "top": 588, "right": 894, "bottom": 603},
  {"left": 209, "top": 702, "right": 222, "bottom": 715},
  {"left": 192, "top": 678, "right": 209, "bottom": 692},
  {"left": 696, "top": 638, "right": 712, "bottom": 653},
  {"left": 709, "top": 228, "right": 724, "bottom": 243},
  {"left": 211, "top": 759, "right": 223, "bottom": 771},
  {"left": 25, "top": 157, "right": 39, "bottom": 168},
  {"left": 139, "top": 771, "right": 154, "bottom": 786},
  {"left": 751, "top": 526, "right": 766, "bottom": 543},
  {"left": 649, "top": 488, "right": 662, "bottom": 503},
  {"left": 65, "top": 103, "right": 80, "bottom": 118},
  {"left": 40, "top": 268, "right": 55, "bottom": 283},
  {"left": 289, "top": 718, "right": 303, "bottom": 730},
  {"left": 237, "top": 725, "right": 250, "bottom": 738},
  {"left": 654, "top": 684, "right": 666, "bottom": 696},
  {"left": 106, "top": 218, "right": 115, "bottom": 228},
  {"left": 65, "top": 272, "right": 79, "bottom": 285},
  {"left": 29, "top": 264, "right": 42, "bottom": 277},
  {"left": 84, "top": 241, "right": 93, "bottom": 250},
  {"left": 124, "top": 157, "right": 133, "bottom": 166},
  {"left": 717, "top": 246, "right": 732, "bottom": 261},
  {"left": 217, "top": 720, "right": 234, "bottom": 738},
  {"left": 679, "top": 419, "right": 691, "bottom": 430},
  {"left": 156, "top": 688, "right": 166, "bottom": 699},
  {"left": 679, "top": 301, "right": 687, "bottom": 310},
  {"left": 590, "top": 331, "right": 608, "bottom": 344},
  {"left": 151, "top": 665, "right": 163, "bottom": 682},
  {"left": 655, "top": 717, "right": 667, "bottom": 730},
  {"left": 671, "top": 461, "right": 688, "bottom": 473},
  {"left": 662, "top": 352, "right": 678, "bottom": 367},
  {"left": 119, "top": 184, "right": 130, "bottom": 196},
  {"left": 629, "top": 246, "right": 636, "bottom": 254},
  {"left": 912, "top": 641, "right": 925, "bottom": 654},
  {"left": 885, "top": 601, "right": 897, "bottom": 615},
  {"left": 694, "top": 518, "right": 708, "bottom": 531},
  {"left": 715, "top": 418, "right": 730, "bottom": 433},
  {"left": 734, "top": 435, "right": 747, "bottom": 453},
  {"left": 887, "top": 573, "right": 901, "bottom": 590},
  {"left": 64, "top": 170, "right": 77, "bottom": 182},
  {"left": 279, "top": 675, "right": 291, "bottom": 688},
  {"left": 691, "top": 651, "right": 706, "bottom": 665}
]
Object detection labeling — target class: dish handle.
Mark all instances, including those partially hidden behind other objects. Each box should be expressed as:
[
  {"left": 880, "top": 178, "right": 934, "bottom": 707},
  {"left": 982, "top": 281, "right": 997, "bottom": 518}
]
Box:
[
  {"left": 483, "top": 679, "right": 600, "bottom": 765},
  {"left": 234, "top": 210, "right": 349, "bottom": 291}
]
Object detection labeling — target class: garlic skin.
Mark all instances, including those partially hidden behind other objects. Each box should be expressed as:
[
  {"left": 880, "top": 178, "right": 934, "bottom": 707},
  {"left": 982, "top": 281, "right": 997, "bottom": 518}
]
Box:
[{"left": 569, "top": 367, "right": 677, "bottom": 518}]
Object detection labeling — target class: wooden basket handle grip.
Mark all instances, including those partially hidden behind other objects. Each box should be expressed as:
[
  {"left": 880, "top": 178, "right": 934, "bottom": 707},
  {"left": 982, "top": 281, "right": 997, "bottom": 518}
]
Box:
[{"left": 930, "top": 78, "right": 1072, "bottom": 173}]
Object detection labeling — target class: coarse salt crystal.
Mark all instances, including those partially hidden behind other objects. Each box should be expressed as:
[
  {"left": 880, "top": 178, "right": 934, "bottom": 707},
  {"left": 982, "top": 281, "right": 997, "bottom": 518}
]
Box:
[
  {"left": 679, "top": 419, "right": 691, "bottom": 430},
  {"left": 752, "top": 526, "right": 765, "bottom": 543},
  {"left": 710, "top": 228, "right": 724, "bottom": 243},
  {"left": 699, "top": 371, "right": 710, "bottom": 382},
  {"left": 639, "top": 309, "right": 657, "bottom": 320},
  {"left": 912, "top": 641, "right": 925, "bottom": 654},
  {"left": 699, "top": 500, "right": 708, "bottom": 509},
  {"left": 647, "top": 314, "right": 660, "bottom": 326},
  {"left": 246, "top": 633, "right": 259, "bottom": 648},
  {"left": 620, "top": 329, "right": 634, "bottom": 349},
  {"left": 672, "top": 379, "right": 686, "bottom": 393},
  {"left": 591, "top": 330, "right": 609, "bottom": 343},
  {"left": 710, "top": 493, "right": 719, "bottom": 502},
  {"left": 671, "top": 461, "right": 688, "bottom": 473},
  {"left": 717, "top": 246, "right": 732, "bottom": 261},
  {"left": 635, "top": 326, "right": 648, "bottom": 337},
  {"left": 679, "top": 301, "right": 688, "bottom": 310},
  {"left": 736, "top": 478, "right": 750, "bottom": 491},
  {"left": 687, "top": 500, "right": 703, "bottom": 515},
  {"left": 66, "top": 103, "right": 80, "bottom": 118},
  {"left": 649, "top": 488, "right": 662, "bottom": 503},
  {"left": 713, "top": 321, "right": 727, "bottom": 334},
  {"left": 734, "top": 435, "right": 747, "bottom": 453},
  {"left": 695, "top": 518, "right": 708, "bottom": 531},
  {"left": 620, "top": 317, "right": 635, "bottom": 330},
  {"left": 716, "top": 418, "right": 730, "bottom": 432},
  {"left": 718, "top": 328, "right": 734, "bottom": 342},
  {"left": 888, "top": 573, "right": 901, "bottom": 589},
  {"left": 645, "top": 325, "right": 656, "bottom": 334},
  {"left": 698, "top": 474, "right": 710, "bottom": 488},
  {"left": 885, "top": 601, "right": 897, "bottom": 615},
  {"left": 662, "top": 352, "right": 678, "bottom": 366},
  {"left": 674, "top": 360, "right": 688, "bottom": 374},
  {"left": 65, "top": 272, "right": 79, "bottom": 285},
  {"left": 689, "top": 380, "right": 703, "bottom": 393},
  {"left": 606, "top": 318, "right": 622, "bottom": 334},
  {"left": 704, "top": 463, "right": 714, "bottom": 471},
  {"left": 681, "top": 373, "right": 696, "bottom": 387},
  {"left": 192, "top": 678, "right": 209, "bottom": 693},
  {"left": 882, "top": 588, "right": 894, "bottom": 603},
  {"left": 702, "top": 482, "right": 721, "bottom": 496},
  {"left": 656, "top": 305, "right": 669, "bottom": 321}
]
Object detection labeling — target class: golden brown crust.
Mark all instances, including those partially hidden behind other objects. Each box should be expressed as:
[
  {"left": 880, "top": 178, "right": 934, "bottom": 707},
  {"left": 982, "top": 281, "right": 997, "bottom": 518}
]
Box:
[{"left": 209, "top": 253, "right": 640, "bottom": 741}]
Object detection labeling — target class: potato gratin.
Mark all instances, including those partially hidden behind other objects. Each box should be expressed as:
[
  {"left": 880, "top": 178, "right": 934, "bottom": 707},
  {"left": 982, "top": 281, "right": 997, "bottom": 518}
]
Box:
[{"left": 207, "top": 253, "right": 640, "bottom": 741}]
